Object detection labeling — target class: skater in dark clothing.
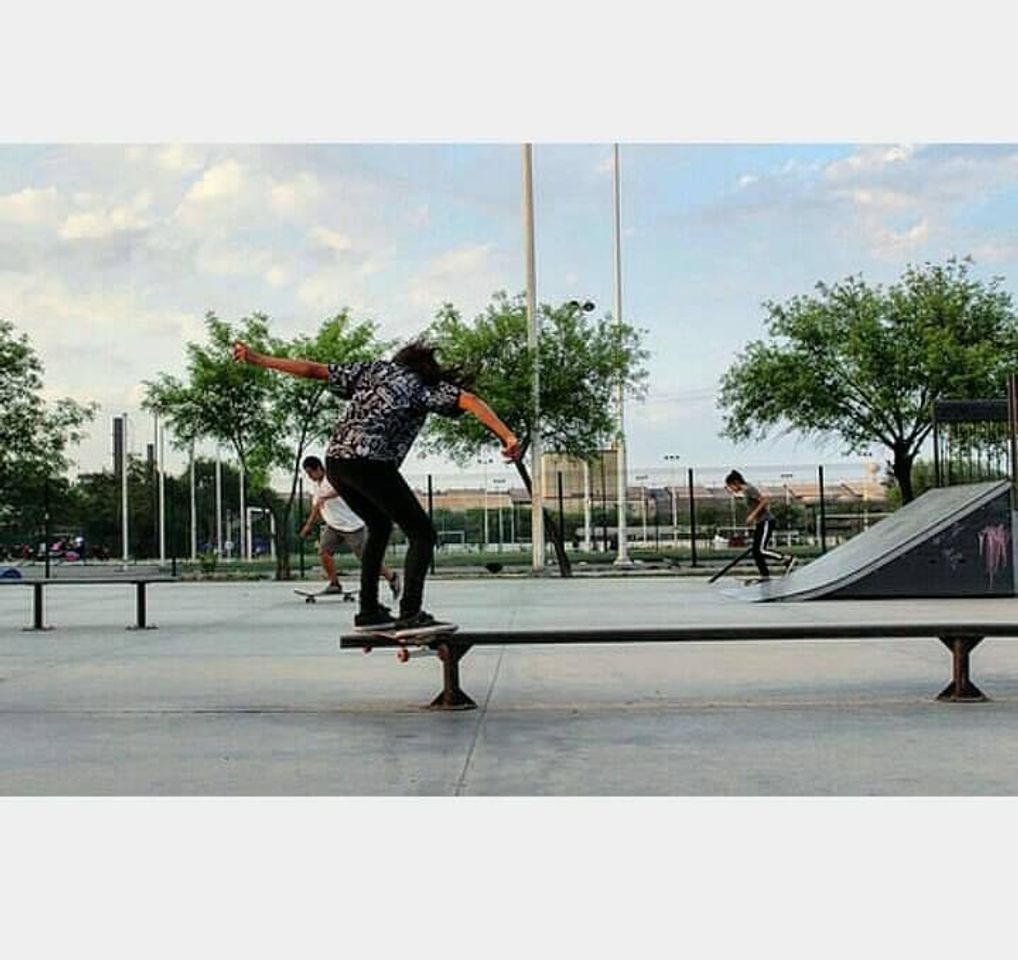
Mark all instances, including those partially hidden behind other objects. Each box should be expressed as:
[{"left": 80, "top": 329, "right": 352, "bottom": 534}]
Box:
[
  {"left": 724, "top": 470, "right": 795, "bottom": 581},
  {"left": 234, "top": 339, "right": 520, "bottom": 632}
]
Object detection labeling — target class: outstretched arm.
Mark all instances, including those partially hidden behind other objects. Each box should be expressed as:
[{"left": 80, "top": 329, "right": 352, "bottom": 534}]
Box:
[
  {"left": 233, "top": 342, "right": 329, "bottom": 381},
  {"left": 457, "top": 391, "right": 521, "bottom": 461}
]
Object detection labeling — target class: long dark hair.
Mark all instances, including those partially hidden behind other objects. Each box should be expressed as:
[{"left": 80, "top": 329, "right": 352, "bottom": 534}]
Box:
[{"left": 392, "top": 340, "right": 475, "bottom": 389}]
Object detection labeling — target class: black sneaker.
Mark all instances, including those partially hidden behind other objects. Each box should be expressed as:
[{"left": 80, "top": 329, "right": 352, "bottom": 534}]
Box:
[{"left": 353, "top": 605, "right": 398, "bottom": 632}]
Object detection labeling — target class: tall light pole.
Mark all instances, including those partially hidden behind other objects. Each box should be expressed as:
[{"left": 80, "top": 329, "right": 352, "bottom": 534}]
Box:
[
  {"left": 239, "top": 462, "right": 247, "bottom": 560},
  {"left": 583, "top": 459, "right": 592, "bottom": 552},
  {"left": 612, "top": 143, "right": 631, "bottom": 566},
  {"left": 781, "top": 471, "right": 794, "bottom": 548},
  {"left": 120, "top": 413, "right": 129, "bottom": 570},
  {"left": 189, "top": 444, "right": 197, "bottom": 561},
  {"left": 480, "top": 456, "right": 493, "bottom": 551},
  {"left": 664, "top": 454, "right": 680, "bottom": 545},
  {"left": 215, "top": 448, "right": 223, "bottom": 557},
  {"left": 635, "top": 473, "right": 649, "bottom": 545},
  {"left": 156, "top": 413, "right": 166, "bottom": 563},
  {"left": 492, "top": 476, "right": 507, "bottom": 552},
  {"left": 523, "top": 144, "right": 544, "bottom": 572}
]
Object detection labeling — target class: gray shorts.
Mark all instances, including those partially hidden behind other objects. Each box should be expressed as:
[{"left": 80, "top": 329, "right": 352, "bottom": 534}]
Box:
[{"left": 320, "top": 525, "right": 366, "bottom": 559}]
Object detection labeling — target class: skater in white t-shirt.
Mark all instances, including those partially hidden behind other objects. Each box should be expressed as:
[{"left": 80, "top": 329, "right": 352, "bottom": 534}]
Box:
[{"left": 300, "top": 456, "right": 401, "bottom": 601}]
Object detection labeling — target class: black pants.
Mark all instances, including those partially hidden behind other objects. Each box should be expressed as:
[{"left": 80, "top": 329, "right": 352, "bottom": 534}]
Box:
[
  {"left": 751, "top": 517, "right": 784, "bottom": 578},
  {"left": 325, "top": 457, "right": 436, "bottom": 617}
]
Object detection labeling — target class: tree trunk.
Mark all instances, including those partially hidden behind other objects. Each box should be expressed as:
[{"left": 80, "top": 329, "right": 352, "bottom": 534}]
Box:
[
  {"left": 269, "top": 500, "right": 292, "bottom": 580},
  {"left": 892, "top": 446, "right": 916, "bottom": 504},
  {"left": 512, "top": 458, "right": 572, "bottom": 577}
]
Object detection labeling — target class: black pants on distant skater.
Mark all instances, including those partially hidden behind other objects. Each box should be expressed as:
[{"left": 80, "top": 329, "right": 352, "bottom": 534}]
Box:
[
  {"left": 325, "top": 457, "right": 436, "bottom": 618},
  {"left": 752, "top": 517, "right": 785, "bottom": 578}
]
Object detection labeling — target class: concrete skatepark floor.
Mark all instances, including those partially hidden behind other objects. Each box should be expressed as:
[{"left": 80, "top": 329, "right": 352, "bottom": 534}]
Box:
[{"left": 3, "top": 577, "right": 1018, "bottom": 795}]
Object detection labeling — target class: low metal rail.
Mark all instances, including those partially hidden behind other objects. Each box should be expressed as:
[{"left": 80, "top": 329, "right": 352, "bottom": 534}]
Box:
[
  {"left": 2, "top": 578, "right": 178, "bottom": 631},
  {"left": 340, "top": 623, "right": 1018, "bottom": 711}
]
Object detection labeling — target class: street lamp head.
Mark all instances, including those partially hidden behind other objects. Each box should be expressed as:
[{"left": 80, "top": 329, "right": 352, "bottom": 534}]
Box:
[{"left": 567, "top": 299, "right": 597, "bottom": 313}]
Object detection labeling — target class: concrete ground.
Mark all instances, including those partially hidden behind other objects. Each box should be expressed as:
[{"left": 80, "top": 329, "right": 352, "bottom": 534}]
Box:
[{"left": 2, "top": 575, "right": 1018, "bottom": 795}]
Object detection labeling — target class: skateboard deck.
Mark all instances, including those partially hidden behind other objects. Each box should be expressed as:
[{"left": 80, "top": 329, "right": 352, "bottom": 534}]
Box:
[
  {"left": 356, "top": 622, "right": 459, "bottom": 661},
  {"left": 294, "top": 588, "right": 358, "bottom": 604}
]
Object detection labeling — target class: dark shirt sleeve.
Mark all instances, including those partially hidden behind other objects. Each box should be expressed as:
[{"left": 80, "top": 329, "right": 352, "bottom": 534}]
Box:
[
  {"left": 421, "top": 380, "right": 462, "bottom": 417},
  {"left": 327, "top": 362, "right": 368, "bottom": 399}
]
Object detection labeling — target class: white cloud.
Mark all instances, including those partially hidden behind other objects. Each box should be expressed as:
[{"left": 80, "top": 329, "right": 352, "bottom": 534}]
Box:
[
  {"left": 844, "top": 187, "right": 913, "bottom": 212},
  {"left": 0, "top": 186, "right": 61, "bottom": 225},
  {"left": 823, "top": 143, "right": 916, "bottom": 182},
  {"left": 970, "top": 240, "right": 1018, "bottom": 263},
  {"left": 269, "top": 172, "right": 321, "bottom": 216},
  {"left": 58, "top": 193, "right": 152, "bottom": 241},
  {"left": 155, "top": 144, "right": 204, "bottom": 174},
  {"left": 426, "top": 244, "right": 492, "bottom": 277},
  {"left": 408, "top": 203, "right": 430, "bottom": 227},
  {"left": 865, "top": 218, "right": 931, "bottom": 257},
  {"left": 737, "top": 174, "right": 758, "bottom": 189},
  {"left": 194, "top": 241, "right": 272, "bottom": 276},
  {"left": 310, "top": 225, "right": 353, "bottom": 253},
  {"left": 266, "top": 265, "right": 289, "bottom": 287},
  {"left": 406, "top": 244, "right": 499, "bottom": 316},
  {"left": 182, "top": 159, "right": 246, "bottom": 205}
]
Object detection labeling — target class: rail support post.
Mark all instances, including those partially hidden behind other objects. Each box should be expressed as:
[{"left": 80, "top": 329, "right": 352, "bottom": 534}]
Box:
[
  {"left": 430, "top": 643, "right": 476, "bottom": 711},
  {"left": 937, "top": 635, "right": 987, "bottom": 702},
  {"left": 127, "top": 582, "right": 157, "bottom": 630},
  {"left": 23, "top": 582, "right": 53, "bottom": 631}
]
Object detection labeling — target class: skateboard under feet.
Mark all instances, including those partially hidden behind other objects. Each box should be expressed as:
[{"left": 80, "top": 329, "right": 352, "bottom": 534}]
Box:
[{"left": 358, "top": 622, "right": 459, "bottom": 661}]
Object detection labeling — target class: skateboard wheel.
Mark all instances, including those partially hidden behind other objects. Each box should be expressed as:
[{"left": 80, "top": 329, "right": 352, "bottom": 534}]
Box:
[
  {"left": 363, "top": 645, "right": 373, "bottom": 654},
  {"left": 396, "top": 648, "right": 409, "bottom": 663},
  {"left": 305, "top": 597, "right": 315, "bottom": 604}
]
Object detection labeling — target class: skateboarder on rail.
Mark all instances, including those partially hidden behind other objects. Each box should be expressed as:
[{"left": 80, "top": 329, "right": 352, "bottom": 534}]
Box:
[
  {"left": 299, "top": 455, "right": 401, "bottom": 601},
  {"left": 724, "top": 470, "right": 796, "bottom": 581},
  {"left": 234, "top": 339, "right": 521, "bottom": 635}
]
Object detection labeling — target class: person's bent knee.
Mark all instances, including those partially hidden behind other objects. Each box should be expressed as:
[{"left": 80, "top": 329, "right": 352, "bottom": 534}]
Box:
[
  {"left": 366, "top": 517, "right": 393, "bottom": 538},
  {"left": 407, "top": 525, "right": 437, "bottom": 549}
]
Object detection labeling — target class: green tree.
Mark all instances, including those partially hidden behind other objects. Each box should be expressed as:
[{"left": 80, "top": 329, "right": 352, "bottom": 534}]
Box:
[
  {"left": 0, "top": 318, "right": 96, "bottom": 534},
  {"left": 421, "top": 293, "right": 649, "bottom": 574},
  {"left": 718, "top": 259, "right": 1018, "bottom": 502},
  {"left": 143, "top": 310, "right": 383, "bottom": 578}
]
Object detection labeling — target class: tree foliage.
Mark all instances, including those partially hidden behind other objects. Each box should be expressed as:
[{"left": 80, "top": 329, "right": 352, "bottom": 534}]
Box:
[
  {"left": 0, "top": 318, "right": 96, "bottom": 525},
  {"left": 142, "top": 310, "right": 384, "bottom": 577},
  {"left": 718, "top": 259, "right": 1018, "bottom": 502},
  {"left": 420, "top": 292, "right": 649, "bottom": 463},
  {"left": 418, "top": 292, "right": 648, "bottom": 575}
]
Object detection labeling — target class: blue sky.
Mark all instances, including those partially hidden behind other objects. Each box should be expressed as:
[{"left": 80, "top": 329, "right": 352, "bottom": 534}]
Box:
[{"left": 4, "top": 142, "right": 1018, "bottom": 486}]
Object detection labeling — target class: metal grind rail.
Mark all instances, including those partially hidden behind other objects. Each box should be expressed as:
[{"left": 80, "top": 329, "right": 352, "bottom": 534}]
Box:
[
  {"left": 340, "top": 623, "right": 1018, "bottom": 710},
  {"left": 2, "top": 578, "right": 178, "bottom": 631}
]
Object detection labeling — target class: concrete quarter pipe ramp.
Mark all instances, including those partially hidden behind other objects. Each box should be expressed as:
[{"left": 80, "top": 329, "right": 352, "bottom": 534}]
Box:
[{"left": 737, "top": 480, "right": 1014, "bottom": 602}]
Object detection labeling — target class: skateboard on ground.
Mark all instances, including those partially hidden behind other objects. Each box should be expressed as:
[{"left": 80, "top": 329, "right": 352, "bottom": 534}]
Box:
[
  {"left": 294, "top": 587, "right": 358, "bottom": 604},
  {"left": 707, "top": 547, "right": 754, "bottom": 583},
  {"left": 358, "top": 622, "right": 459, "bottom": 662}
]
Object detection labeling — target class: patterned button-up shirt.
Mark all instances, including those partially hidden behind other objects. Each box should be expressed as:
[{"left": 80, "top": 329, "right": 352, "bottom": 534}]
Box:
[{"left": 324, "top": 360, "right": 462, "bottom": 464}]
